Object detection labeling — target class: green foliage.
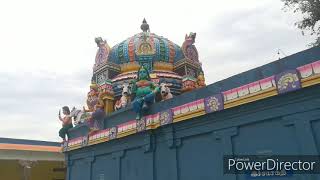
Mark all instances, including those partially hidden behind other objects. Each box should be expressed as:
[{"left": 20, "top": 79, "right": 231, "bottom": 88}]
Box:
[{"left": 282, "top": 0, "right": 320, "bottom": 46}]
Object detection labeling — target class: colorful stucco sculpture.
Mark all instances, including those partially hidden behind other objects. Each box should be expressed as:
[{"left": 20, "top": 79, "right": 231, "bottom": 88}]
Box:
[
  {"left": 131, "top": 66, "right": 160, "bottom": 120},
  {"left": 58, "top": 106, "right": 73, "bottom": 142},
  {"left": 59, "top": 18, "right": 207, "bottom": 142},
  {"left": 78, "top": 18, "right": 206, "bottom": 117}
]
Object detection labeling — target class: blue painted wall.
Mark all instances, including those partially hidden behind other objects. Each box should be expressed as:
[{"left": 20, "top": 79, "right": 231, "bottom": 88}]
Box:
[
  {"left": 65, "top": 47, "right": 320, "bottom": 180},
  {"left": 66, "top": 84, "right": 320, "bottom": 180}
]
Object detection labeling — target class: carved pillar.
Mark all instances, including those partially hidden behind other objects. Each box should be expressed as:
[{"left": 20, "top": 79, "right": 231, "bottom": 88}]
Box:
[
  {"left": 282, "top": 110, "right": 319, "bottom": 155},
  {"left": 282, "top": 110, "right": 320, "bottom": 180},
  {"left": 164, "top": 126, "right": 182, "bottom": 180},
  {"left": 85, "top": 155, "right": 95, "bottom": 180},
  {"left": 212, "top": 127, "right": 238, "bottom": 180},
  {"left": 112, "top": 151, "right": 125, "bottom": 180},
  {"left": 102, "top": 96, "right": 114, "bottom": 114},
  {"left": 141, "top": 131, "right": 156, "bottom": 180}
]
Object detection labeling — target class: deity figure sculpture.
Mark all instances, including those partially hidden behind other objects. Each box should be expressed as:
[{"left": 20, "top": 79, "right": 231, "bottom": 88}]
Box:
[
  {"left": 84, "top": 81, "right": 99, "bottom": 112},
  {"left": 94, "top": 37, "right": 110, "bottom": 67},
  {"left": 86, "top": 103, "right": 105, "bottom": 133},
  {"left": 196, "top": 71, "right": 206, "bottom": 88},
  {"left": 80, "top": 81, "right": 106, "bottom": 132},
  {"left": 58, "top": 106, "right": 73, "bottom": 143},
  {"left": 131, "top": 66, "right": 160, "bottom": 120},
  {"left": 182, "top": 32, "right": 199, "bottom": 61}
]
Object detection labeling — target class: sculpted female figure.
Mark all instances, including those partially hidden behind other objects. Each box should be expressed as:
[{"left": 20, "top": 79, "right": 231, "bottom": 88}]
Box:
[
  {"left": 86, "top": 103, "right": 105, "bottom": 133},
  {"left": 84, "top": 81, "right": 100, "bottom": 112},
  {"left": 132, "top": 66, "right": 160, "bottom": 120},
  {"left": 58, "top": 106, "right": 73, "bottom": 142}
]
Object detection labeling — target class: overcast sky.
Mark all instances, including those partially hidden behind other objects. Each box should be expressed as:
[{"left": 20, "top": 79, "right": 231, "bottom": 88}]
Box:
[{"left": 0, "top": 0, "right": 314, "bottom": 142}]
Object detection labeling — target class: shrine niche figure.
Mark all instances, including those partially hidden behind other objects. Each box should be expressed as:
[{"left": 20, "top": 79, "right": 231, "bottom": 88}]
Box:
[
  {"left": 84, "top": 81, "right": 99, "bottom": 112},
  {"left": 58, "top": 106, "right": 73, "bottom": 143},
  {"left": 79, "top": 80, "right": 106, "bottom": 132},
  {"left": 182, "top": 32, "right": 199, "bottom": 61},
  {"left": 196, "top": 71, "right": 206, "bottom": 88},
  {"left": 131, "top": 66, "right": 160, "bottom": 120},
  {"left": 83, "top": 88, "right": 106, "bottom": 131},
  {"left": 94, "top": 37, "right": 110, "bottom": 67},
  {"left": 86, "top": 103, "right": 105, "bottom": 133}
]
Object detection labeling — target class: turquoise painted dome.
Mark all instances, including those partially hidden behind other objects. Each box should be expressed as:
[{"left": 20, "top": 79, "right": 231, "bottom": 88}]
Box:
[{"left": 108, "top": 32, "right": 184, "bottom": 65}]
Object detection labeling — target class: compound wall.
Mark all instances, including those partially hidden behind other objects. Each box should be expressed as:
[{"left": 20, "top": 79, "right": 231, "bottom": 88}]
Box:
[{"left": 66, "top": 84, "right": 320, "bottom": 180}]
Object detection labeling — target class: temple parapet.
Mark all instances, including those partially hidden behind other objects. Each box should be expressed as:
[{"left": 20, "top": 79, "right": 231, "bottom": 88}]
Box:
[{"left": 63, "top": 46, "right": 320, "bottom": 151}]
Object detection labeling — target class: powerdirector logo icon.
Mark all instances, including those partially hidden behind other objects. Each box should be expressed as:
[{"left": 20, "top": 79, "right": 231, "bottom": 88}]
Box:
[{"left": 224, "top": 155, "right": 320, "bottom": 177}]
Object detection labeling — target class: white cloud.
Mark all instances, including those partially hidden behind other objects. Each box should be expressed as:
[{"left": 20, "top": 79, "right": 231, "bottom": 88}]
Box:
[{"left": 0, "top": 70, "right": 89, "bottom": 141}]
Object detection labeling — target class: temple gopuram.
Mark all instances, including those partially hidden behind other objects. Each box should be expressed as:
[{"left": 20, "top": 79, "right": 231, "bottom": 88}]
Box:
[
  {"left": 62, "top": 19, "right": 320, "bottom": 180},
  {"left": 90, "top": 19, "right": 205, "bottom": 116}
]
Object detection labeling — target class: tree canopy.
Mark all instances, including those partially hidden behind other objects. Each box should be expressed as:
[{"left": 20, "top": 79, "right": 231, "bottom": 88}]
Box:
[{"left": 282, "top": 0, "right": 320, "bottom": 46}]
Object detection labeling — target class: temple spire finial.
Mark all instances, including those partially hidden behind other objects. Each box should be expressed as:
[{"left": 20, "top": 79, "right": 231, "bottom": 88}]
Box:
[{"left": 140, "top": 18, "right": 150, "bottom": 32}]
